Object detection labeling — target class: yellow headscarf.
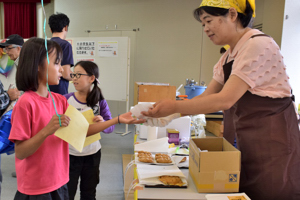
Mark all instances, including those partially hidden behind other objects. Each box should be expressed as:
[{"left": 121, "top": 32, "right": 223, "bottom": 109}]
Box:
[
  {"left": 223, "top": 45, "right": 230, "bottom": 50},
  {"left": 199, "top": 0, "right": 255, "bottom": 18}
]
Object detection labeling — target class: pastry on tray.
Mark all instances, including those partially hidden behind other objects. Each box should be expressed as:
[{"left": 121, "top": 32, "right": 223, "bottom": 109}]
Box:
[
  {"left": 137, "top": 151, "right": 154, "bottom": 163},
  {"left": 137, "top": 151, "right": 152, "bottom": 157},
  {"left": 138, "top": 157, "right": 154, "bottom": 163},
  {"left": 155, "top": 153, "right": 172, "bottom": 163},
  {"left": 159, "top": 175, "right": 184, "bottom": 186}
]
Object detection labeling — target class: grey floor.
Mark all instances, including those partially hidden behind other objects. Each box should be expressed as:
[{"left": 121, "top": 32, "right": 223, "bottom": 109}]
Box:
[{"left": 0, "top": 124, "right": 135, "bottom": 200}]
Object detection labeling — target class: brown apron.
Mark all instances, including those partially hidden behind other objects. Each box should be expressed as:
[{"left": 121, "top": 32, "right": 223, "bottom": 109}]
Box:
[
  {"left": 223, "top": 34, "right": 300, "bottom": 200},
  {"left": 223, "top": 59, "right": 236, "bottom": 146}
]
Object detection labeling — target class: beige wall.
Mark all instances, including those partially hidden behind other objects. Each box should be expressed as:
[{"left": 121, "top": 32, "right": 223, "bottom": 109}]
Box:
[
  {"left": 261, "top": 0, "right": 285, "bottom": 47},
  {"left": 53, "top": 0, "right": 203, "bottom": 116}
]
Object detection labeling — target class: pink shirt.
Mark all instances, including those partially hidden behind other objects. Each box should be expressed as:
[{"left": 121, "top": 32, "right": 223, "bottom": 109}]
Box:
[
  {"left": 213, "top": 29, "right": 292, "bottom": 98},
  {"left": 9, "top": 91, "right": 69, "bottom": 195}
]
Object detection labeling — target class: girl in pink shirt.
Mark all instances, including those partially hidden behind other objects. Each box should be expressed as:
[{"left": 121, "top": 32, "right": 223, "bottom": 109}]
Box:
[{"left": 9, "top": 38, "right": 144, "bottom": 200}]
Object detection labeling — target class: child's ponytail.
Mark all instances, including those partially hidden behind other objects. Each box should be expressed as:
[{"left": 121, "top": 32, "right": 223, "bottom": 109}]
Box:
[
  {"left": 74, "top": 61, "right": 104, "bottom": 108},
  {"left": 87, "top": 80, "right": 104, "bottom": 108}
]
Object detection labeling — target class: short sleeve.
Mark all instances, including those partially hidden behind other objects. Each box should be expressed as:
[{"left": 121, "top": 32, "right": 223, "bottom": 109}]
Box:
[
  {"left": 213, "top": 52, "right": 229, "bottom": 85},
  {"left": 9, "top": 101, "right": 32, "bottom": 142},
  {"left": 61, "top": 42, "right": 74, "bottom": 67},
  {"left": 99, "top": 99, "right": 114, "bottom": 133},
  {"left": 231, "top": 36, "right": 291, "bottom": 97},
  {"left": 58, "top": 93, "right": 69, "bottom": 113}
]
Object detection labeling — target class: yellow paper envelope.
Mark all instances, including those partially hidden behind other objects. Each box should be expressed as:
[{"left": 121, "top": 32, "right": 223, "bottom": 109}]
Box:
[
  {"left": 55, "top": 105, "right": 89, "bottom": 152},
  {"left": 81, "top": 109, "right": 101, "bottom": 147}
]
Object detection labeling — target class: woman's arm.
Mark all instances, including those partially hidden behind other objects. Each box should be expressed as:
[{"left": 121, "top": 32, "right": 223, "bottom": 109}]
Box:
[
  {"left": 179, "top": 79, "right": 223, "bottom": 116},
  {"left": 177, "top": 75, "right": 249, "bottom": 114},
  {"left": 143, "top": 75, "right": 250, "bottom": 118},
  {"left": 193, "top": 79, "right": 223, "bottom": 98}
]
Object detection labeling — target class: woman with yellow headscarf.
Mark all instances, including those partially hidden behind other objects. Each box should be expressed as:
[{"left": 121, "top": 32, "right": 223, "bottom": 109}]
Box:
[{"left": 143, "top": 0, "right": 300, "bottom": 199}]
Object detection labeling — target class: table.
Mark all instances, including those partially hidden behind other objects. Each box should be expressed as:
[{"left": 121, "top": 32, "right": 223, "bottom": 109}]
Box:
[
  {"left": 122, "top": 150, "right": 208, "bottom": 200},
  {"left": 137, "top": 169, "right": 207, "bottom": 200},
  {"left": 122, "top": 154, "right": 207, "bottom": 200},
  {"left": 123, "top": 128, "right": 220, "bottom": 200}
]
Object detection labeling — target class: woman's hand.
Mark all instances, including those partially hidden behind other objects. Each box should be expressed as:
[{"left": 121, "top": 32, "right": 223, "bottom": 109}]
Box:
[
  {"left": 93, "top": 115, "right": 104, "bottom": 123},
  {"left": 44, "top": 114, "right": 71, "bottom": 136},
  {"left": 142, "top": 99, "right": 177, "bottom": 118},
  {"left": 119, "top": 112, "right": 146, "bottom": 124}
]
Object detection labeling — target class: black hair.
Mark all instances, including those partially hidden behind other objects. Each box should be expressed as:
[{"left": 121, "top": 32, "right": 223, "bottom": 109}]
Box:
[
  {"left": 193, "top": 0, "right": 253, "bottom": 28},
  {"left": 74, "top": 61, "right": 104, "bottom": 108},
  {"left": 220, "top": 47, "right": 227, "bottom": 54},
  {"left": 16, "top": 37, "right": 62, "bottom": 91},
  {"left": 48, "top": 13, "right": 70, "bottom": 33}
]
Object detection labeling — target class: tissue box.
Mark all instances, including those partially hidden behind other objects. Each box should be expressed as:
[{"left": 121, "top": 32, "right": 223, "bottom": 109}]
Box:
[
  {"left": 167, "top": 128, "right": 180, "bottom": 145},
  {"left": 189, "top": 137, "right": 241, "bottom": 193}
]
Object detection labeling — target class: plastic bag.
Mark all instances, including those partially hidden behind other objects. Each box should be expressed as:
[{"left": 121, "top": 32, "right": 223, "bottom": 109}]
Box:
[
  {"left": 191, "top": 114, "right": 206, "bottom": 138},
  {"left": 0, "top": 110, "right": 14, "bottom": 155}
]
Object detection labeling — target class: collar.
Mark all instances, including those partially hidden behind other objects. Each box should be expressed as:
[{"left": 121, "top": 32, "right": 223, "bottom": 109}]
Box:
[
  {"left": 14, "top": 57, "right": 19, "bottom": 67},
  {"left": 228, "top": 29, "right": 262, "bottom": 58}
]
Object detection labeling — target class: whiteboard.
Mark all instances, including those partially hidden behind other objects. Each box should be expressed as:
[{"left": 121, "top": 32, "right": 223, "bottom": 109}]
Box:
[{"left": 67, "top": 37, "right": 130, "bottom": 101}]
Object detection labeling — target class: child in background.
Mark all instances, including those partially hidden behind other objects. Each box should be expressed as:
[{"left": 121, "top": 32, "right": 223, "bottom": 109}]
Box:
[
  {"left": 8, "top": 38, "right": 144, "bottom": 200},
  {"left": 64, "top": 61, "right": 114, "bottom": 199}
]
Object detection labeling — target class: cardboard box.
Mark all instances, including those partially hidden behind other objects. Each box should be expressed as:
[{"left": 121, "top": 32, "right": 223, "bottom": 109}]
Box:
[
  {"left": 134, "top": 82, "right": 176, "bottom": 105},
  {"left": 205, "top": 121, "right": 223, "bottom": 137},
  {"left": 189, "top": 137, "right": 241, "bottom": 193}
]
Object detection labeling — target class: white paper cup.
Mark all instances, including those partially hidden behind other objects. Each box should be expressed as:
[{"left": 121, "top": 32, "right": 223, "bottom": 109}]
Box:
[{"left": 147, "top": 126, "right": 158, "bottom": 141}]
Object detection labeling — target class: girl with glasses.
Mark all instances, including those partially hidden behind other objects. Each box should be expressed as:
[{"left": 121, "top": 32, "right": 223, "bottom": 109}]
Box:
[{"left": 64, "top": 61, "right": 113, "bottom": 200}]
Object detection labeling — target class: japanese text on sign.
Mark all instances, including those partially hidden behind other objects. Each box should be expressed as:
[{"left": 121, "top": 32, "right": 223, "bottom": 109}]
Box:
[
  {"left": 98, "top": 41, "right": 118, "bottom": 57},
  {"left": 76, "top": 41, "right": 95, "bottom": 56}
]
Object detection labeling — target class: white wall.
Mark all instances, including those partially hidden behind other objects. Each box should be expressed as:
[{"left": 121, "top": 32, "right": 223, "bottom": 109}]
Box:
[{"left": 281, "top": 0, "right": 300, "bottom": 106}]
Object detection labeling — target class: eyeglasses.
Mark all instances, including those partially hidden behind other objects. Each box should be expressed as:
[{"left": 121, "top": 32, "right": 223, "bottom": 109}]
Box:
[
  {"left": 4, "top": 45, "right": 20, "bottom": 53},
  {"left": 70, "top": 73, "right": 90, "bottom": 79}
]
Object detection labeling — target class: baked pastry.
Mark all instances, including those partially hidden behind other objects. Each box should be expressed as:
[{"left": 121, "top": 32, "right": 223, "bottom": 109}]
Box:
[
  {"left": 156, "top": 157, "right": 172, "bottom": 163},
  {"left": 137, "top": 151, "right": 154, "bottom": 163},
  {"left": 137, "top": 151, "right": 152, "bottom": 157},
  {"left": 159, "top": 175, "right": 184, "bottom": 186},
  {"left": 179, "top": 157, "right": 186, "bottom": 163},
  {"left": 155, "top": 153, "right": 172, "bottom": 163},
  {"left": 138, "top": 156, "right": 154, "bottom": 163}
]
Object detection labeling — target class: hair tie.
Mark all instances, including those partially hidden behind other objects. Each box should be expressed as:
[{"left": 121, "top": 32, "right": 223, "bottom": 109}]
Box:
[{"left": 96, "top": 78, "right": 101, "bottom": 85}]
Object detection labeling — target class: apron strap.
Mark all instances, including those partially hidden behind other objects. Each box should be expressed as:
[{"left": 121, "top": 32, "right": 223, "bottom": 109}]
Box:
[{"left": 250, "top": 34, "right": 270, "bottom": 38}]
